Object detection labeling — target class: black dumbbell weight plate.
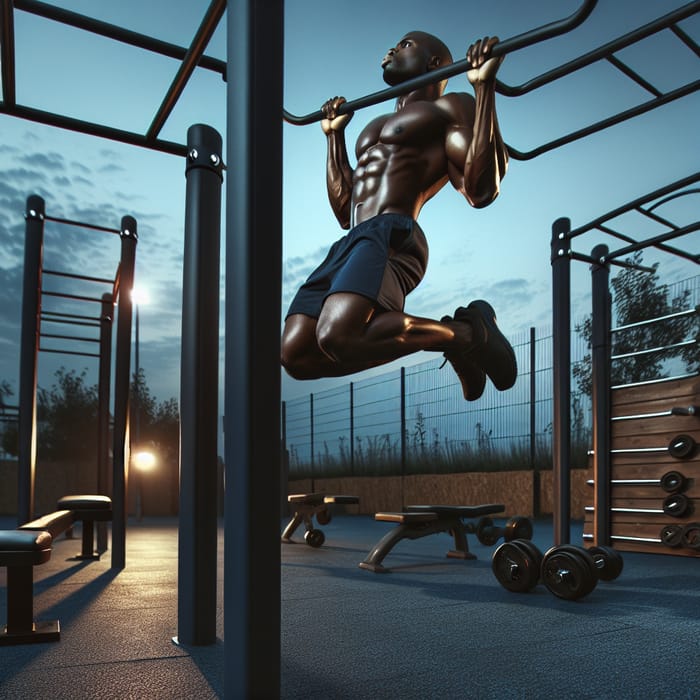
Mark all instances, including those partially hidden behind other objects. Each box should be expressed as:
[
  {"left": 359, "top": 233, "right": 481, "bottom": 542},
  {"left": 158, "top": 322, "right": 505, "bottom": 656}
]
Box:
[
  {"left": 660, "top": 470, "right": 687, "bottom": 494},
  {"left": 663, "top": 493, "right": 691, "bottom": 518},
  {"left": 315, "top": 508, "right": 332, "bottom": 525},
  {"left": 541, "top": 546, "right": 598, "bottom": 600},
  {"left": 587, "top": 545, "right": 623, "bottom": 581},
  {"left": 511, "top": 538, "right": 543, "bottom": 572},
  {"left": 668, "top": 434, "right": 696, "bottom": 460},
  {"left": 304, "top": 529, "right": 325, "bottom": 548},
  {"left": 504, "top": 516, "right": 533, "bottom": 542},
  {"left": 476, "top": 517, "right": 500, "bottom": 546},
  {"left": 681, "top": 523, "right": 700, "bottom": 551},
  {"left": 659, "top": 524, "right": 683, "bottom": 548},
  {"left": 492, "top": 541, "right": 540, "bottom": 592}
]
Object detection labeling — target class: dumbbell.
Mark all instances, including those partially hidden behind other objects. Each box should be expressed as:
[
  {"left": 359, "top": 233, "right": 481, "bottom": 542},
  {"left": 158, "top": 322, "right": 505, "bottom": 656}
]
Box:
[
  {"left": 586, "top": 493, "right": 693, "bottom": 519},
  {"left": 492, "top": 540, "right": 623, "bottom": 601},
  {"left": 668, "top": 434, "right": 697, "bottom": 460},
  {"left": 588, "top": 470, "right": 688, "bottom": 494},
  {"left": 475, "top": 516, "right": 533, "bottom": 546},
  {"left": 661, "top": 522, "right": 700, "bottom": 551}
]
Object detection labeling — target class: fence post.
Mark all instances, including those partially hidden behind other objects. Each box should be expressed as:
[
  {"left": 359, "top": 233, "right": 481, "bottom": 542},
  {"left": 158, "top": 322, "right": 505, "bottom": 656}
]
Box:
[
  {"left": 349, "top": 382, "right": 354, "bottom": 476},
  {"left": 400, "top": 367, "right": 406, "bottom": 509},
  {"left": 591, "top": 244, "right": 611, "bottom": 546},
  {"left": 309, "top": 393, "right": 314, "bottom": 487},
  {"left": 530, "top": 326, "right": 539, "bottom": 517},
  {"left": 551, "top": 217, "right": 571, "bottom": 545}
]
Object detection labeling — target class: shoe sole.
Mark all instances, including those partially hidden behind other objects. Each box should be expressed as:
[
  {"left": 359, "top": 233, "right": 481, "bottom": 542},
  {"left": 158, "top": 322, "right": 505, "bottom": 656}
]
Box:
[{"left": 464, "top": 300, "right": 517, "bottom": 391}]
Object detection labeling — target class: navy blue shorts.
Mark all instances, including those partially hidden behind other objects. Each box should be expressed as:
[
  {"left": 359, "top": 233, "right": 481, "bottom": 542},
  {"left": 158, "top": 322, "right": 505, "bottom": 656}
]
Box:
[{"left": 286, "top": 213, "right": 428, "bottom": 319}]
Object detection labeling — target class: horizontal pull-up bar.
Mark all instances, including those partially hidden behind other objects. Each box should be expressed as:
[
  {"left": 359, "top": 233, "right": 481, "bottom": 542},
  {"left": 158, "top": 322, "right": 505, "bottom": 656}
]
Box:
[
  {"left": 40, "top": 332, "right": 99, "bottom": 344},
  {"left": 494, "top": 1, "right": 700, "bottom": 98},
  {"left": 43, "top": 214, "right": 120, "bottom": 235},
  {"left": 283, "top": 0, "right": 598, "bottom": 125},
  {"left": 41, "top": 310, "right": 100, "bottom": 324},
  {"left": 42, "top": 290, "right": 106, "bottom": 304},
  {"left": 570, "top": 172, "right": 700, "bottom": 238},
  {"left": 43, "top": 269, "right": 115, "bottom": 285},
  {"left": 13, "top": 0, "right": 226, "bottom": 77},
  {"left": 39, "top": 347, "right": 100, "bottom": 359}
]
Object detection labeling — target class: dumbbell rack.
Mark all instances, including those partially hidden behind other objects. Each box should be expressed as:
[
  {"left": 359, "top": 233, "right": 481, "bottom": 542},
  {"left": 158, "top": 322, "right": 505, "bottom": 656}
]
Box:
[{"left": 584, "top": 374, "right": 700, "bottom": 557}]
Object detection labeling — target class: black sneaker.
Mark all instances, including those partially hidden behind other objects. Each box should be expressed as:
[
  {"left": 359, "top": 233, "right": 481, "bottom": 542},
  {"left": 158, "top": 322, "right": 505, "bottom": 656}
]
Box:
[
  {"left": 453, "top": 300, "right": 517, "bottom": 391},
  {"left": 440, "top": 315, "right": 487, "bottom": 401}
]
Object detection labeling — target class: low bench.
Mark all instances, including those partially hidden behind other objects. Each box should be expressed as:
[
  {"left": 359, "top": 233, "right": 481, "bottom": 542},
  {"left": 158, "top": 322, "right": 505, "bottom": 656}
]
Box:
[
  {"left": 0, "top": 494, "right": 112, "bottom": 645},
  {"left": 281, "top": 493, "right": 360, "bottom": 548},
  {"left": 0, "top": 529, "right": 56, "bottom": 645},
  {"left": 359, "top": 503, "right": 506, "bottom": 573}
]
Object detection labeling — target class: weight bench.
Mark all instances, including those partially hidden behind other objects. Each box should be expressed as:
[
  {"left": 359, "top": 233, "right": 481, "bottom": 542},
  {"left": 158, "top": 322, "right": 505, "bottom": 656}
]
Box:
[
  {"left": 0, "top": 528, "right": 56, "bottom": 645},
  {"left": 56, "top": 494, "right": 113, "bottom": 559},
  {"left": 359, "top": 503, "right": 505, "bottom": 573},
  {"left": 0, "top": 494, "right": 112, "bottom": 645},
  {"left": 281, "top": 493, "right": 359, "bottom": 548}
]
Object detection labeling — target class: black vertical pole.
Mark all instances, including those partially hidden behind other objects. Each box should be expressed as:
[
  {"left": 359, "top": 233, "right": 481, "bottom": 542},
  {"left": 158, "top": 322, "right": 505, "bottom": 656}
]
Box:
[
  {"left": 551, "top": 217, "right": 571, "bottom": 545},
  {"left": 176, "top": 124, "right": 223, "bottom": 646},
  {"left": 349, "top": 382, "right": 355, "bottom": 475},
  {"left": 111, "top": 216, "right": 137, "bottom": 570},
  {"left": 309, "top": 393, "right": 315, "bottom": 488},
  {"left": 225, "top": 1, "right": 283, "bottom": 697},
  {"left": 97, "top": 292, "right": 113, "bottom": 552},
  {"left": 17, "top": 195, "right": 44, "bottom": 524},
  {"left": 530, "top": 326, "right": 539, "bottom": 517},
  {"left": 590, "top": 244, "right": 611, "bottom": 546}
]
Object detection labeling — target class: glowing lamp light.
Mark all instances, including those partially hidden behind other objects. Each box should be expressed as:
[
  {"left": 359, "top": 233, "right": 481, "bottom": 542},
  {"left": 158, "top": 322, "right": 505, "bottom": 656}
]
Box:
[{"left": 133, "top": 450, "right": 157, "bottom": 473}]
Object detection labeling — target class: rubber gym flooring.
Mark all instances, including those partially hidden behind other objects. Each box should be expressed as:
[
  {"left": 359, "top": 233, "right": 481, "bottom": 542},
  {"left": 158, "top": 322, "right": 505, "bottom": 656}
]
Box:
[{"left": 0, "top": 514, "right": 698, "bottom": 699}]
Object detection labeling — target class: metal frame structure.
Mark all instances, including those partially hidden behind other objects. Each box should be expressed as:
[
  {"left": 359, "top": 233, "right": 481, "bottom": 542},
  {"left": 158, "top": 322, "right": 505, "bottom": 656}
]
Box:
[
  {"left": 550, "top": 173, "right": 700, "bottom": 546},
  {"left": 16, "top": 195, "right": 136, "bottom": 572},
  {"left": 1, "top": 0, "right": 698, "bottom": 697}
]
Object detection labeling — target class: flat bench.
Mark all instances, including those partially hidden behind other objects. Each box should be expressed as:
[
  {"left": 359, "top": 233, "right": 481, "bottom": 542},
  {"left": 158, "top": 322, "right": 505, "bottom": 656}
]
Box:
[
  {"left": 281, "top": 493, "right": 360, "bottom": 548},
  {"left": 359, "top": 504, "right": 505, "bottom": 573},
  {"left": 0, "top": 494, "right": 112, "bottom": 645}
]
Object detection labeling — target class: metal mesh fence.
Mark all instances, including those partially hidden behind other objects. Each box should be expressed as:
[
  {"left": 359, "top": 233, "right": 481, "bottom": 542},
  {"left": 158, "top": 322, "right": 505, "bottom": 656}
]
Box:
[
  {"left": 283, "top": 275, "right": 698, "bottom": 479},
  {"left": 283, "top": 325, "right": 591, "bottom": 478}
]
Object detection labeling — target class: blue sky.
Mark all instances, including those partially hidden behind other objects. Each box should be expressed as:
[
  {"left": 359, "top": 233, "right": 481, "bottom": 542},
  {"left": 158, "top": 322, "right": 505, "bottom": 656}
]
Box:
[{"left": 0, "top": 0, "right": 698, "bottom": 418}]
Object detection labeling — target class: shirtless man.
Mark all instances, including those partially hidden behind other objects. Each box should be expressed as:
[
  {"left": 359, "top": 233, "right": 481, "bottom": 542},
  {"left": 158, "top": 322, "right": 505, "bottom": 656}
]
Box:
[{"left": 281, "top": 31, "right": 516, "bottom": 401}]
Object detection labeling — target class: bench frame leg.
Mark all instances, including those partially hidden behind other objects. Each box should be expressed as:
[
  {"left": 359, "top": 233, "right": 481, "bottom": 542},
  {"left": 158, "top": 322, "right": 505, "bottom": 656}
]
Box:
[
  {"left": 0, "top": 565, "right": 60, "bottom": 645},
  {"left": 359, "top": 517, "right": 477, "bottom": 573},
  {"left": 281, "top": 505, "right": 327, "bottom": 543}
]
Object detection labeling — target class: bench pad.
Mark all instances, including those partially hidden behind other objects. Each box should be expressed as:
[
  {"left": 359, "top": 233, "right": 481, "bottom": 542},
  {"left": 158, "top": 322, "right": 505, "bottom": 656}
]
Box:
[
  {"left": 406, "top": 504, "right": 505, "bottom": 517},
  {"left": 0, "top": 530, "right": 52, "bottom": 566},
  {"left": 19, "top": 510, "right": 75, "bottom": 538},
  {"left": 57, "top": 494, "right": 112, "bottom": 511},
  {"left": 375, "top": 512, "right": 438, "bottom": 524}
]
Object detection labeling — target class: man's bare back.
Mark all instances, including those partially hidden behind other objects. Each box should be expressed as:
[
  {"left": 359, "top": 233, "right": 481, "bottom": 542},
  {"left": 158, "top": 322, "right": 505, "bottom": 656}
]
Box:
[{"left": 281, "top": 30, "right": 517, "bottom": 402}]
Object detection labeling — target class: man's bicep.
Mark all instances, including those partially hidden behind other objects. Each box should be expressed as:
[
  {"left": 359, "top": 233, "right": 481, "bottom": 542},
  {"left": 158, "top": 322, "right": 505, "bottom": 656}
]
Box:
[{"left": 445, "top": 124, "right": 471, "bottom": 191}]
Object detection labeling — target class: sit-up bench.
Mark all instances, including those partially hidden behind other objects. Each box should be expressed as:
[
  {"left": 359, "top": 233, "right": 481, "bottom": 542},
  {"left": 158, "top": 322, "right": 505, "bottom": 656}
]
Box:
[
  {"left": 0, "top": 494, "right": 112, "bottom": 645},
  {"left": 281, "top": 493, "right": 359, "bottom": 548},
  {"left": 359, "top": 504, "right": 507, "bottom": 573}
]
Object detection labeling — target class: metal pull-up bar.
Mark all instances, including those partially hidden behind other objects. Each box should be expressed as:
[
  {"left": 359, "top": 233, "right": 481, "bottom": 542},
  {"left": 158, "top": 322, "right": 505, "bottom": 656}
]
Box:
[{"left": 282, "top": 0, "right": 598, "bottom": 125}]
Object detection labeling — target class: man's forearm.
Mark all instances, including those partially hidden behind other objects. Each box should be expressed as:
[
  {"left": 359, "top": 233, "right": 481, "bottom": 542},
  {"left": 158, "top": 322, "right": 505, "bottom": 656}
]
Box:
[
  {"left": 464, "top": 84, "right": 508, "bottom": 208},
  {"left": 325, "top": 132, "right": 354, "bottom": 228}
]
